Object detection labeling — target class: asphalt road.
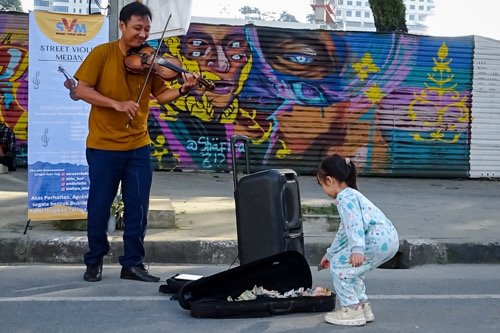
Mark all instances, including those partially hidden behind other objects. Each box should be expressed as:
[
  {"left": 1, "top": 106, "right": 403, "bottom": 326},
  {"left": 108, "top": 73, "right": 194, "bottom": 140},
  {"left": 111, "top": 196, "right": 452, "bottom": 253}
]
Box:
[{"left": 1, "top": 264, "right": 499, "bottom": 332}]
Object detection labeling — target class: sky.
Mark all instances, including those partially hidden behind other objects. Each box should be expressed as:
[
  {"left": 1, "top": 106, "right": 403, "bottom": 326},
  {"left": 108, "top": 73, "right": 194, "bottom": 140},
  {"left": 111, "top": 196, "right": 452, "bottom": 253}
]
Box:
[{"left": 19, "top": 0, "right": 500, "bottom": 40}]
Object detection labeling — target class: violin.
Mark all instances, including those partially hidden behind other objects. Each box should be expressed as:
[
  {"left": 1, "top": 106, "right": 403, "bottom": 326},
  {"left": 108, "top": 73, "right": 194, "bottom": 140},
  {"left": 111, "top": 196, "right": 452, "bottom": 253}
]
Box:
[
  {"left": 125, "top": 44, "right": 215, "bottom": 91},
  {"left": 58, "top": 65, "right": 79, "bottom": 101}
]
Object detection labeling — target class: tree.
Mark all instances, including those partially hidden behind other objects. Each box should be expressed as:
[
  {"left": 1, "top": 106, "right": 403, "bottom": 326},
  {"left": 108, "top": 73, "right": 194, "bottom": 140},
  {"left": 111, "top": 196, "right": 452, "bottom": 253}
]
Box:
[
  {"left": 306, "top": 13, "right": 316, "bottom": 24},
  {"left": 239, "top": 6, "right": 261, "bottom": 19},
  {"left": 368, "top": 0, "right": 408, "bottom": 33},
  {"left": 0, "top": 0, "right": 23, "bottom": 12},
  {"left": 278, "top": 11, "right": 298, "bottom": 23}
]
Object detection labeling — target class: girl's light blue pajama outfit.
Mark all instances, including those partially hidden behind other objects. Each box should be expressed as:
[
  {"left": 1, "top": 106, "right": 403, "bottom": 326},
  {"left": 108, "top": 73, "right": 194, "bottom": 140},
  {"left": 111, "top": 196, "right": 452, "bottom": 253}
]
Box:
[{"left": 324, "top": 187, "right": 399, "bottom": 307}]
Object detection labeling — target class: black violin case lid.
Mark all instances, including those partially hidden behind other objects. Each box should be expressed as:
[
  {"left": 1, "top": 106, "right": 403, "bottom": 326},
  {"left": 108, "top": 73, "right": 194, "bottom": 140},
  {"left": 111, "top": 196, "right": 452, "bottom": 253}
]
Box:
[{"left": 177, "top": 251, "right": 336, "bottom": 318}]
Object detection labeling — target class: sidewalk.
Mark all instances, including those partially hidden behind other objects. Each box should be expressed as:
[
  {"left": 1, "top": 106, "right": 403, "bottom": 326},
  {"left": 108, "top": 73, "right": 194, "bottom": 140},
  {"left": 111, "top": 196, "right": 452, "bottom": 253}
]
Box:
[{"left": 1, "top": 169, "right": 499, "bottom": 267}]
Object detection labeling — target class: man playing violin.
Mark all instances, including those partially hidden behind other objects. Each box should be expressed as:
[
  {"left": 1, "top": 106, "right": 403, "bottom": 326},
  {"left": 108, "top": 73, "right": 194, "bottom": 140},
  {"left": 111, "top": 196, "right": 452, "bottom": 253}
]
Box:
[{"left": 74, "top": 1, "right": 200, "bottom": 283}]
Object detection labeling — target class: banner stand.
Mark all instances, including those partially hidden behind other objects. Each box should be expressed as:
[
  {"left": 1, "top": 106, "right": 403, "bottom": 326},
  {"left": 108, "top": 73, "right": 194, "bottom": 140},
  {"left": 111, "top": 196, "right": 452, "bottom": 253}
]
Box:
[{"left": 27, "top": 12, "right": 108, "bottom": 227}]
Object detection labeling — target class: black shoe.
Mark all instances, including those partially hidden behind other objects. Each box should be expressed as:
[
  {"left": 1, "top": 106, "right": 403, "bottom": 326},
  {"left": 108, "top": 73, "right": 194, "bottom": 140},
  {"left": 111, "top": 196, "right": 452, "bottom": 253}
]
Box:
[
  {"left": 120, "top": 265, "right": 160, "bottom": 282},
  {"left": 84, "top": 259, "right": 103, "bottom": 282}
]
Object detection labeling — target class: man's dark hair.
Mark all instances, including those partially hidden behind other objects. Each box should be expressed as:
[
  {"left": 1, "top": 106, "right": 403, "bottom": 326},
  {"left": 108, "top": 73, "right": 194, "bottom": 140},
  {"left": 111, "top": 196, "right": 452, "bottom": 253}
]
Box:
[{"left": 119, "top": 2, "right": 152, "bottom": 24}]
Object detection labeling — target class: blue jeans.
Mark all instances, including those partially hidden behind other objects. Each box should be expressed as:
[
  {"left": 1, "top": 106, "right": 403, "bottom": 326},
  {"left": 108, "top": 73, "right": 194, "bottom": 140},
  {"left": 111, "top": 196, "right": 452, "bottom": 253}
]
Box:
[{"left": 84, "top": 145, "right": 153, "bottom": 268}]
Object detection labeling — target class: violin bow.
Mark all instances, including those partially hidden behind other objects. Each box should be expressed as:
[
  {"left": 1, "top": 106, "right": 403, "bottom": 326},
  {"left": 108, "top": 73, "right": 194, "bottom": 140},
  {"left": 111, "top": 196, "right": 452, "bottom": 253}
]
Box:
[{"left": 127, "top": 14, "right": 172, "bottom": 128}]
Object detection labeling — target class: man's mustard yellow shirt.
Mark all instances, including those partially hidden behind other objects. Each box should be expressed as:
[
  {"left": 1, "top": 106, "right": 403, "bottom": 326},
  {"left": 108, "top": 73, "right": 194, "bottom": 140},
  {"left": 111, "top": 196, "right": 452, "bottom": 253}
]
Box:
[{"left": 74, "top": 40, "right": 169, "bottom": 151}]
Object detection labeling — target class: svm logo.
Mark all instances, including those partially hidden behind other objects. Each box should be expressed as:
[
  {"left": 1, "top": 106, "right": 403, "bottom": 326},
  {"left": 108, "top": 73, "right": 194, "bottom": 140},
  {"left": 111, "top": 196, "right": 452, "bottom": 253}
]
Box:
[
  {"left": 56, "top": 18, "right": 87, "bottom": 35},
  {"left": 34, "top": 11, "right": 104, "bottom": 45}
]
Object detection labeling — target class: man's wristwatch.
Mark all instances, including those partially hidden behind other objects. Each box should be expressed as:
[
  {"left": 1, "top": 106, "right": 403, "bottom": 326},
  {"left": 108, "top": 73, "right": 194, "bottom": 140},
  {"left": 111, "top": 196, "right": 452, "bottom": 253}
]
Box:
[{"left": 179, "top": 87, "right": 189, "bottom": 96}]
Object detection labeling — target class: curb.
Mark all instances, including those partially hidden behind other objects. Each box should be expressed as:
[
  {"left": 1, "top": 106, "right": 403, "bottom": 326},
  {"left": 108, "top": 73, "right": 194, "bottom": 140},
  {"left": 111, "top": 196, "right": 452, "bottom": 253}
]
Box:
[
  {"left": 1, "top": 235, "right": 499, "bottom": 268},
  {"left": 393, "top": 239, "right": 500, "bottom": 267}
]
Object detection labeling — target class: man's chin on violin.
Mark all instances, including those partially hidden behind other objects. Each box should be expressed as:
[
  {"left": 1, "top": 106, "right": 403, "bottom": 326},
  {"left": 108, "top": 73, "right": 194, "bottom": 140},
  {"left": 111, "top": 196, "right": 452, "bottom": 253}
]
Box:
[
  {"left": 119, "top": 9, "right": 201, "bottom": 98},
  {"left": 117, "top": 4, "right": 201, "bottom": 91}
]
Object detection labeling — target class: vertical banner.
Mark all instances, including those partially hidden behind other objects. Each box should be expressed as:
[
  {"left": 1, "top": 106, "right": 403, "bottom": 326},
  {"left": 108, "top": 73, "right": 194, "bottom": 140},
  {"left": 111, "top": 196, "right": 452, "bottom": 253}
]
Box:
[
  {"left": 27, "top": 12, "right": 108, "bottom": 221},
  {"left": 144, "top": 0, "right": 193, "bottom": 40}
]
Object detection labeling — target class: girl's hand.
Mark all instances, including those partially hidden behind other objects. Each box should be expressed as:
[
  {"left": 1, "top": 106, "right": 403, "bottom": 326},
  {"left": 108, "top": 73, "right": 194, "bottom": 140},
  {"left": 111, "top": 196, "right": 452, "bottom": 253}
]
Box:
[
  {"left": 349, "top": 253, "right": 366, "bottom": 267},
  {"left": 320, "top": 257, "right": 330, "bottom": 270}
]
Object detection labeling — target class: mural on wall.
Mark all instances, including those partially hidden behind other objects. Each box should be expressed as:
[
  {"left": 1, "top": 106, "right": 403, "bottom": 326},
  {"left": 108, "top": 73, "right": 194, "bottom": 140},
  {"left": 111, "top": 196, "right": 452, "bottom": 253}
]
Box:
[
  {"left": 149, "top": 25, "right": 262, "bottom": 171},
  {"left": 0, "top": 13, "right": 29, "bottom": 166},
  {"left": 148, "top": 23, "right": 473, "bottom": 176},
  {"left": 1, "top": 15, "right": 472, "bottom": 176}
]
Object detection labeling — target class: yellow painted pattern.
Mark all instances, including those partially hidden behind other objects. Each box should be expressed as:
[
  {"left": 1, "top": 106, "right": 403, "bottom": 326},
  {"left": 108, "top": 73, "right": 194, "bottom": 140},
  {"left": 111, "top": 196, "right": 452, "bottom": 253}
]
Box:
[
  {"left": 353, "top": 53, "right": 380, "bottom": 82},
  {"left": 408, "top": 43, "right": 471, "bottom": 143}
]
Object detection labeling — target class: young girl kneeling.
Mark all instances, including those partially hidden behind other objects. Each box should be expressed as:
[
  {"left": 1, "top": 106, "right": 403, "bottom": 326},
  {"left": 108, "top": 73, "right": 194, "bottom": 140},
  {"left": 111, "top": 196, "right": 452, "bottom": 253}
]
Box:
[{"left": 318, "top": 154, "right": 399, "bottom": 326}]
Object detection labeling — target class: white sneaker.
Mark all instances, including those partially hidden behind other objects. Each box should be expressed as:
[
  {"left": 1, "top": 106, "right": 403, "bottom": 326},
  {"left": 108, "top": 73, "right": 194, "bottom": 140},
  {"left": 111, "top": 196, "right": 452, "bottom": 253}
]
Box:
[
  {"left": 362, "top": 302, "right": 375, "bottom": 322},
  {"left": 324, "top": 305, "right": 366, "bottom": 326},
  {"left": 0, "top": 165, "right": 8, "bottom": 174}
]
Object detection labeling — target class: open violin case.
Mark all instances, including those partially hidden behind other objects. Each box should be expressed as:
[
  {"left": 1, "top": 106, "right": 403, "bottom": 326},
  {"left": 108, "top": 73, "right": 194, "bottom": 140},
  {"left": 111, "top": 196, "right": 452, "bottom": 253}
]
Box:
[{"left": 177, "top": 251, "right": 336, "bottom": 318}]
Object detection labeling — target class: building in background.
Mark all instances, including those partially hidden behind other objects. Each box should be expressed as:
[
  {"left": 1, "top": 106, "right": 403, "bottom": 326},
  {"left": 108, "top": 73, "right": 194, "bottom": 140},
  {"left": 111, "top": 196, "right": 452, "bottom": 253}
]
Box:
[
  {"left": 311, "top": 0, "right": 435, "bottom": 34},
  {"left": 34, "top": 0, "right": 102, "bottom": 14},
  {"left": 310, "top": 0, "right": 340, "bottom": 30}
]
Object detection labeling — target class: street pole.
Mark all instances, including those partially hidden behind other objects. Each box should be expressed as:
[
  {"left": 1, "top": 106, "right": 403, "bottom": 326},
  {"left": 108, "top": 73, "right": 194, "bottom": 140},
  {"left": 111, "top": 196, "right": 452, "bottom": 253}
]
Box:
[{"left": 108, "top": 0, "right": 136, "bottom": 41}]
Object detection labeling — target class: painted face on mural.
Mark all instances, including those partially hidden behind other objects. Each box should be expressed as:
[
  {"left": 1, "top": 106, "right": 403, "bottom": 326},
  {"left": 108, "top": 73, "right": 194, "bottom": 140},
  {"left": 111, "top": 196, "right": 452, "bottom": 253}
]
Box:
[
  {"left": 181, "top": 26, "right": 250, "bottom": 108},
  {"left": 251, "top": 28, "right": 350, "bottom": 154},
  {"left": 256, "top": 28, "right": 347, "bottom": 106},
  {"left": 262, "top": 36, "right": 340, "bottom": 80},
  {"left": 276, "top": 101, "right": 350, "bottom": 154}
]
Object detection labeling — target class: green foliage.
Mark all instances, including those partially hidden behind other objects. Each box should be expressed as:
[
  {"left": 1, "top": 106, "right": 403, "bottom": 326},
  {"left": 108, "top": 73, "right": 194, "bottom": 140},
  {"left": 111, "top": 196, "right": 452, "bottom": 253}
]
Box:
[
  {"left": 306, "top": 13, "right": 316, "bottom": 23},
  {"left": 301, "top": 204, "right": 338, "bottom": 216},
  {"left": 111, "top": 189, "right": 125, "bottom": 230},
  {"left": 238, "top": 6, "right": 298, "bottom": 23},
  {"left": 368, "top": 0, "right": 408, "bottom": 33},
  {"left": 239, "top": 6, "right": 261, "bottom": 19},
  {"left": 0, "top": 0, "right": 23, "bottom": 12},
  {"left": 278, "top": 11, "right": 298, "bottom": 23}
]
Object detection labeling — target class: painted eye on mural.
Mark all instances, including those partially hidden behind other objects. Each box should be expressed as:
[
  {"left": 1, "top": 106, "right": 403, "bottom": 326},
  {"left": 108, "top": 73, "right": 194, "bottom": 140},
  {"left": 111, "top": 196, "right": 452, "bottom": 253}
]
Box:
[
  {"left": 284, "top": 53, "right": 314, "bottom": 65},
  {"left": 291, "top": 82, "right": 328, "bottom": 105},
  {"left": 231, "top": 41, "right": 241, "bottom": 48},
  {"left": 191, "top": 51, "right": 201, "bottom": 57},
  {"left": 232, "top": 54, "right": 243, "bottom": 60},
  {"left": 192, "top": 39, "right": 203, "bottom": 46}
]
